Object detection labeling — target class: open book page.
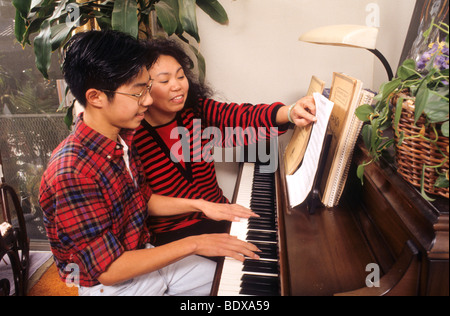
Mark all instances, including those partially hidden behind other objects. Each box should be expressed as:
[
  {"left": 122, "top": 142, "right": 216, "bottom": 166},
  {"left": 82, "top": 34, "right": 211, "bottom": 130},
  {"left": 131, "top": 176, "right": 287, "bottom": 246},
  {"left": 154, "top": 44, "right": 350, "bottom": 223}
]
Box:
[{"left": 286, "top": 93, "right": 334, "bottom": 208}]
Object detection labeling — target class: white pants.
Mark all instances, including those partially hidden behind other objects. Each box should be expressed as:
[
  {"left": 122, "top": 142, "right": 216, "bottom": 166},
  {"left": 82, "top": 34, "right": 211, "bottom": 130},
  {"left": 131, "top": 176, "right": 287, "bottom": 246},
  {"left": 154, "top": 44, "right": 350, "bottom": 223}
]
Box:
[{"left": 78, "top": 254, "right": 217, "bottom": 296}]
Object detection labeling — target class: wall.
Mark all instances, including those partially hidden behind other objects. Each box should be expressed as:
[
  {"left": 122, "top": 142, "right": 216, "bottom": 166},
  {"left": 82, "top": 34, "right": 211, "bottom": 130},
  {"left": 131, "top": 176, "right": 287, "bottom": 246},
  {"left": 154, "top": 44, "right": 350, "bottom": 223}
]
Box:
[
  {"left": 199, "top": 0, "right": 416, "bottom": 199},
  {"left": 197, "top": 0, "right": 416, "bottom": 105}
]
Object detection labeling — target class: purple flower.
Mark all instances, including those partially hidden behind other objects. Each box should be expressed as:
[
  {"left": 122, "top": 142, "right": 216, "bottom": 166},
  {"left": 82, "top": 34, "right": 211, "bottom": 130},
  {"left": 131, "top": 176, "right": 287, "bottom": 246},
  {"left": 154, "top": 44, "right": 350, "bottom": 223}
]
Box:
[
  {"left": 417, "top": 51, "right": 432, "bottom": 70},
  {"left": 434, "top": 54, "right": 449, "bottom": 70},
  {"left": 417, "top": 41, "right": 449, "bottom": 72}
]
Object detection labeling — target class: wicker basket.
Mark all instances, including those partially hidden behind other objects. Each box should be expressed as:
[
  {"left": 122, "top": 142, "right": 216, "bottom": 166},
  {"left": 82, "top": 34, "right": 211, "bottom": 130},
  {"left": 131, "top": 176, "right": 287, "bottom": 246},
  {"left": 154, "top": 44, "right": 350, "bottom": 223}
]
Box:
[{"left": 393, "top": 98, "right": 449, "bottom": 198}]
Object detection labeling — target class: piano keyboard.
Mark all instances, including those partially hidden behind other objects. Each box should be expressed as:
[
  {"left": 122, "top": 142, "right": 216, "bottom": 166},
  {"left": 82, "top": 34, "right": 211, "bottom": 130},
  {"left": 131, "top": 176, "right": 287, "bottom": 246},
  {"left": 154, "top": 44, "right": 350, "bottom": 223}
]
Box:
[{"left": 217, "top": 163, "right": 280, "bottom": 296}]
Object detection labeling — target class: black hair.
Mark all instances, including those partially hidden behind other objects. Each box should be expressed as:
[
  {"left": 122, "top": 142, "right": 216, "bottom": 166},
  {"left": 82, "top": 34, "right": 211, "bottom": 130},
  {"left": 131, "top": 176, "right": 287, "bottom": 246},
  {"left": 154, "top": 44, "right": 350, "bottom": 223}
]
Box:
[
  {"left": 145, "top": 39, "right": 213, "bottom": 116},
  {"left": 63, "top": 30, "right": 150, "bottom": 107}
]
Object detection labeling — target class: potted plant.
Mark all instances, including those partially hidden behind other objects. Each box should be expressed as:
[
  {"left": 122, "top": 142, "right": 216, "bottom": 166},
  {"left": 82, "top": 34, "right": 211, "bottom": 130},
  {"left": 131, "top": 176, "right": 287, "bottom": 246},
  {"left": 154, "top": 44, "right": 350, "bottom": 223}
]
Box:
[
  {"left": 13, "top": 0, "right": 229, "bottom": 127},
  {"left": 13, "top": 0, "right": 229, "bottom": 81},
  {"left": 355, "top": 22, "right": 449, "bottom": 201}
]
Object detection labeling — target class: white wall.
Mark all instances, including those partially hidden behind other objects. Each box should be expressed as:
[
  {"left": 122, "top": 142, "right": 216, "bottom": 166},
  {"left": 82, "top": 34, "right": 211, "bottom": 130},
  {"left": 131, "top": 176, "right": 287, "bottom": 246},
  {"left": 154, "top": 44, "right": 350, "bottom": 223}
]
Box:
[
  {"left": 197, "top": 0, "right": 416, "bottom": 105},
  {"left": 200, "top": 0, "right": 416, "bottom": 198}
]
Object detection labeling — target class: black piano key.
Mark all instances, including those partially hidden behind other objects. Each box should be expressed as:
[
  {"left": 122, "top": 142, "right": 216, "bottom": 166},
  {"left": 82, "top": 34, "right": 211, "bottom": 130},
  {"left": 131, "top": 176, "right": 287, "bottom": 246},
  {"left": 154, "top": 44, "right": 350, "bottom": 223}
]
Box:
[
  {"left": 239, "top": 285, "right": 280, "bottom": 296},
  {"left": 256, "top": 250, "right": 278, "bottom": 260},
  {"left": 251, "top": 210, "right": 275, "bottom": 216},
  {"left": 248, "top": 222, "right": 276, "bottom": 230},
  {"left": 249, "top": 217, "right": 275, "bottom": 223},
  {"left": 241, "top": 274, "right": 280, "bottom": 287},
  {"left": 252, "top": 198, "right": 273, "bottom": 204},
  {"left": 240, "top": 274, "right": 280, "bottom": 296},
  {"left": 252, "top": 242, "right": 278, "bottom": 253},
  {"left": 247, "top": 230, "right": 278, "bottom": 242},
  {"left": 241, "top": 275, "right": 279, "bottom": 291},
  {"left": 243, "top": 259, "right": 279, "bottom": 275},
  {"left": 248, "top": 217, "right": 276, "bottom": 224},
  {"left": 251, "top": 197, "right": 274, "bottom": 205},
  {"left": 251, "top": 205, "right": 275, "bottom": 212}
]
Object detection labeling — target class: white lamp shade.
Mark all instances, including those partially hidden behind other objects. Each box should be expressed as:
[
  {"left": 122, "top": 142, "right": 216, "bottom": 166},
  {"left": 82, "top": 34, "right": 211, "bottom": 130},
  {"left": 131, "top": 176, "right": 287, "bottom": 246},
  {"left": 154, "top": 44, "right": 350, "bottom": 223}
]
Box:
[{"left": 299, "top": 25, "right": 379, "bottom": 50}]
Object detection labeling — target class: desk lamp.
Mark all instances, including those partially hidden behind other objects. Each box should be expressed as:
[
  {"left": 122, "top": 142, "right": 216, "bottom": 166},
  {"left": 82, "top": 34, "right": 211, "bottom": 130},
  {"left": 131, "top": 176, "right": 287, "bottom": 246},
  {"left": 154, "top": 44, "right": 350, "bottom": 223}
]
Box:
[{"left": 299, "top": 25, "right": 394, "bottom": 80}]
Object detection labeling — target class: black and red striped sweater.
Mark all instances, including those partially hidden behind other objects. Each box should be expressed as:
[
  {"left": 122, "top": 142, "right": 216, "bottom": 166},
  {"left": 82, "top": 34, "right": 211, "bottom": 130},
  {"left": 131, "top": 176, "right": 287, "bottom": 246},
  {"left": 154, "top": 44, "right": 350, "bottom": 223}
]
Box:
[{"left": 134, "top": 98, "right": 288, "bottom": 235}]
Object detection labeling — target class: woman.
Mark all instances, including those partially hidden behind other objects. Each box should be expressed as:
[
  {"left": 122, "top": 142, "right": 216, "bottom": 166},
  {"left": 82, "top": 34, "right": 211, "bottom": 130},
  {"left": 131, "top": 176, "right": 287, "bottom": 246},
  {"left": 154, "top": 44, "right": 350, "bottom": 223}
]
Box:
[{"left": 134, "top": 39, "right": 316, "bottom": 246}]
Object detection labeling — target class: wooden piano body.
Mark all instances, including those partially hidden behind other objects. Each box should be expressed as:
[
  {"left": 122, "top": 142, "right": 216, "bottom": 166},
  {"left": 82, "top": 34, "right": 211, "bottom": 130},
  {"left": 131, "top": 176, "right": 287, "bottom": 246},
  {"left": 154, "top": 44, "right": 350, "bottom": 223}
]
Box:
[
  {"left": 276, "top": 139, "right": 449, "bottom": 296},
  {"left": 213, "top": 136, "right": 449, "bottom": 296}
]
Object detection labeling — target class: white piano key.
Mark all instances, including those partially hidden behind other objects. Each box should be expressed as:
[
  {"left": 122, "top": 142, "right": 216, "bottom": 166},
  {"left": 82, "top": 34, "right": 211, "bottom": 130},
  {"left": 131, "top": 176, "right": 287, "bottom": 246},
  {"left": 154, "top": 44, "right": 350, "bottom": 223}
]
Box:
[{"left": 217, "top": 163, "right": 280, "bottom": 296}]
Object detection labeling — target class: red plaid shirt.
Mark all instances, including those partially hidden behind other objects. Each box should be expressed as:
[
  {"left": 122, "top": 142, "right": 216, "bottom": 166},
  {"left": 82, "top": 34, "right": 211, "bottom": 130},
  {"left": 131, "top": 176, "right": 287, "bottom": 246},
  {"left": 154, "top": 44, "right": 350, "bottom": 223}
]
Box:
[{"left": 40, "top": 114, "right": 152, "bottom": 287}]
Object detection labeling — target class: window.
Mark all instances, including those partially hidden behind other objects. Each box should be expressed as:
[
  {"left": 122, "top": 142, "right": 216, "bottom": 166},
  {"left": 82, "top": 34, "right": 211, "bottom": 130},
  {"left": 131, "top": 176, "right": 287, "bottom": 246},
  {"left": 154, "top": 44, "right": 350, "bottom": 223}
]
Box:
[{"left": 0, "top": 1, "right": 69, "bottom": 250}]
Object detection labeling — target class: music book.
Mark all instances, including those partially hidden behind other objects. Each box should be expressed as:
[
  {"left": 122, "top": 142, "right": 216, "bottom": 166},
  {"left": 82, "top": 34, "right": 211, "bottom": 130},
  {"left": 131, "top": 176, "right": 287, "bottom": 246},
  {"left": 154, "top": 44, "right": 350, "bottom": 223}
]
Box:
[
  {"left": 326, "top": 89, "right": 375, "bottom": 206},
  {"left": 284, "top": 76, "right": 326, "bottom": 175},
  {"left": 286, "top": 93, "right": 334, "bottom": 208},
  {"left": 320, "top": 73, "right": 375, "bottom": 207}
]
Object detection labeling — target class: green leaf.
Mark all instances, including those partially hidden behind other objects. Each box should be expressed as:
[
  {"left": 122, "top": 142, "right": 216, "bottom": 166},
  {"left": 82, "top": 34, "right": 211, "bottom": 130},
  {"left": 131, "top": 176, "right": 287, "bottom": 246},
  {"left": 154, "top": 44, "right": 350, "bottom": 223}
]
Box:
[
  {"left": 12, "top": 0, "right": 31, "bottom": 19},
  {"left": 378, "top": 138, "right": 395, "bottom": 152},
  {"left": 357, "top": 164, "right": 366, "bottom": 185},
  {"left": 178, "top": 0, "right": 200, "bottom": 42},
  {"left": 378, "top": 102, "right": 392, "bottom": 131},
  {"left": 355, "top": 104, "right": 374, "bottom": 122},
  {"left": 397, "top": 59, "right": 418, "bottom": 81},
  {"left": 155, "top": 0, "right": 179, "bottom": 36},
  {"left": 50, "top": 21, "right": 78, "bottom": 52},
  {"left": 375, "top": 78, "right": 402, "bottom": 102},
  {"left": 434, "top": 174, "right": 449, "bottom": 188},
  {"left": 414, "top": 84, "right": 430, "bottom": 123},
  {"left": 196, "top": 0, "right": 229, "bottom": 25},
  {"left": 14, "top": 9, "right": 26, "bottom": 43},
  {"left": 12, "top": 0, "right": 31, "bottom": 43},
  {"left": 112, "top": 0, "right": 139, "bottom": 38},
  {"left": 361, "top": 124, "right": 372, "bottom": 150},
  {"left": 33, "top": 19, "right": 52, "bottom": 79},
  {"left": 49, "top": 0, "right": 69, "bottom": 20},
  {"left": 393, "top": 96, "right": 403, "bottom": 134},
  {"left": 423, "top": 90, "right": 449, "bottom": 123},
  {"left": 441, "top": 121, "right": 449, "bottom": 137}
]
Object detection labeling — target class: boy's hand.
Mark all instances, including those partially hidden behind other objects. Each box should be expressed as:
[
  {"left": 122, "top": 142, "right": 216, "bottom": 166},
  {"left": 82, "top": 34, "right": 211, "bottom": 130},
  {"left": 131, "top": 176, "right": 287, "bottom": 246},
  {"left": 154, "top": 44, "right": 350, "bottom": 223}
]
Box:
[{"left": 190, "top": 234, "right": 260, "bottom": 262}]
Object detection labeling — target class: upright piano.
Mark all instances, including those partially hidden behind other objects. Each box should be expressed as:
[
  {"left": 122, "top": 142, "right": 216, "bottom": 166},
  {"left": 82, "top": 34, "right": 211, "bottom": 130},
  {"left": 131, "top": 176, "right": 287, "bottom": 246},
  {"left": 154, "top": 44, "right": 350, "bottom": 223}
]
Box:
[{"left": 212, "top": 135, "right": 449, "bottom": 296}]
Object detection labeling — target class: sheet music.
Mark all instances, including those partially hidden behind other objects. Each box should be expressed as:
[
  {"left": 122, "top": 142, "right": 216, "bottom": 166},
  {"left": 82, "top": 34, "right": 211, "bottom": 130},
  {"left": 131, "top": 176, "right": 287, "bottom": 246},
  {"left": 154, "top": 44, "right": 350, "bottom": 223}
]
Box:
[{"left": 286, "top": 93, "right": 334, "bottom": 208}]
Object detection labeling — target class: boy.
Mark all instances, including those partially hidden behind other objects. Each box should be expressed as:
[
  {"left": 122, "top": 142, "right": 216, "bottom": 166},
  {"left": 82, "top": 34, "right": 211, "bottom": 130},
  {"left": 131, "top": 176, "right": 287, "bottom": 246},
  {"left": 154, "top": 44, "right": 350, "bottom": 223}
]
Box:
[{"left": 39, "top": 30, "right": 259, "bottom": 296}]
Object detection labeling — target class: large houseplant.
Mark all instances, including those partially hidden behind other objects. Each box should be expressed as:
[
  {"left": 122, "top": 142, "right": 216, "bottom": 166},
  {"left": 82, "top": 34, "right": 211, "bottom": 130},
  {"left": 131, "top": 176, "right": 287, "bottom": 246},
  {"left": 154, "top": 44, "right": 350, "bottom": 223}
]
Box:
[
  {"left": 356, "top": 22, "right": 449, "bottom": 201},
  {"left": 13, "top": 0, "right": 229, "bottom": 82}
]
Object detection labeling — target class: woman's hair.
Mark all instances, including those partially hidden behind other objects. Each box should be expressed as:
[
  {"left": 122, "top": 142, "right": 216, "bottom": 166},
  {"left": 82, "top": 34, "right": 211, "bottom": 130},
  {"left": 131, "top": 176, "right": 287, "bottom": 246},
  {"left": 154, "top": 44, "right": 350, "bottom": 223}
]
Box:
[
  {"left": 145, "top": 39, "right": 213, "bottom": 115},
  {"left": 63, "top": 30, "right": 150, "bottom": 107}
]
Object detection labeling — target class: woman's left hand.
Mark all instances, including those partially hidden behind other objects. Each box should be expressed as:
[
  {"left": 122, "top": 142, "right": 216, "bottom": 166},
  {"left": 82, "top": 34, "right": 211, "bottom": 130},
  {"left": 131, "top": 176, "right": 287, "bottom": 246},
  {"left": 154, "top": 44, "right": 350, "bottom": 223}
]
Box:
[{"left": 200, "top": 201, "right": 259, "bottom": 222}]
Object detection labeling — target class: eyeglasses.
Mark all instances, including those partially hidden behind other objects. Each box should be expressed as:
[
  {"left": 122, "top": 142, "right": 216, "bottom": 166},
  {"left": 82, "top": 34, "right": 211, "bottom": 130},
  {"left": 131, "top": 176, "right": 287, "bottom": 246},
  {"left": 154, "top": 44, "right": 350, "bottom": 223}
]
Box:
[{"left": 102, "top": 80, "right": 153, "bottom": 106}]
